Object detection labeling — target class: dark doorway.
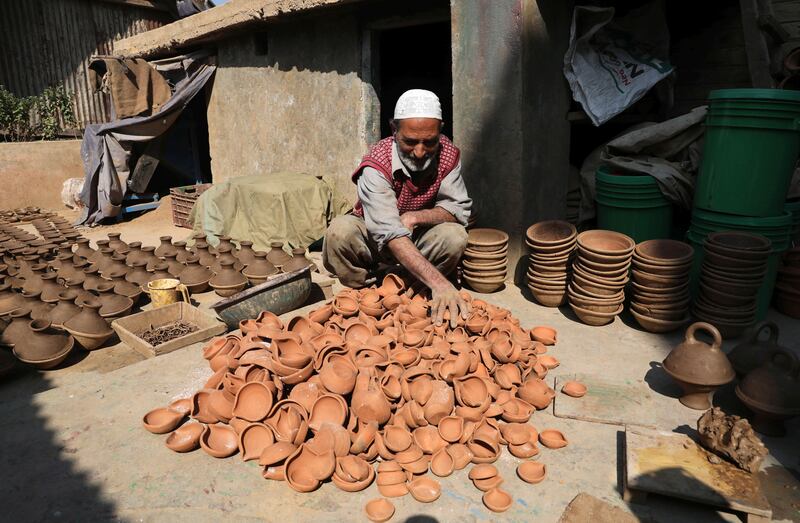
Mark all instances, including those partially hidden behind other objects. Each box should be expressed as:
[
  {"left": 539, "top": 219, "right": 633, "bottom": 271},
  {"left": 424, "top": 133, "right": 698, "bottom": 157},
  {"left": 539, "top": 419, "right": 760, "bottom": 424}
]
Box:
[{"left": 377, "top": 21, "right": 453, "bottom": 138}]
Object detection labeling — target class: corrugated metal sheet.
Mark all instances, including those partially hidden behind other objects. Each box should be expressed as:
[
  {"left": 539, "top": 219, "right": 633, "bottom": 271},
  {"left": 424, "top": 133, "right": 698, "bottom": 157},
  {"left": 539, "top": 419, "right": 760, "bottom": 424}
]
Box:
[{"left": 0, "top": 0, "right": 171, "bottom": 129}]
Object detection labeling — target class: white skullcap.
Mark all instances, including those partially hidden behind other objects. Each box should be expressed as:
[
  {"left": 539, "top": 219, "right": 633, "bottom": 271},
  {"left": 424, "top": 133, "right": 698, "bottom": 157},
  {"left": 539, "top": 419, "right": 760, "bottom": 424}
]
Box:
[{"left": 393, "top": 89, "right": 442, "bottom": 120}]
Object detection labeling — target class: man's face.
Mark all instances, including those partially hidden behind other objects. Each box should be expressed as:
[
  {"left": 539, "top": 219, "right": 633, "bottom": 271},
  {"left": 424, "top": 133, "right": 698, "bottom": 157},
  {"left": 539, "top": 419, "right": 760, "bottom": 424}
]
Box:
[{"left": 394, "top": 118, "right": 442, "bottom": 173}]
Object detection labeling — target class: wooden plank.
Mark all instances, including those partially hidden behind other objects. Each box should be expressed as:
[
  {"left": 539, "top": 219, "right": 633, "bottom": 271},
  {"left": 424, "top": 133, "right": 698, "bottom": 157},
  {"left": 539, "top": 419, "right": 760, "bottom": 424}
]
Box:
[
  {"left": 625, "top": 426, "right": 772, "bottom": 518},
  {"left": 552, "top": 375, "right": 659, "bottom": 429},
  {"left": 94, "top": 0, "right": 171, "bottom": 12}
]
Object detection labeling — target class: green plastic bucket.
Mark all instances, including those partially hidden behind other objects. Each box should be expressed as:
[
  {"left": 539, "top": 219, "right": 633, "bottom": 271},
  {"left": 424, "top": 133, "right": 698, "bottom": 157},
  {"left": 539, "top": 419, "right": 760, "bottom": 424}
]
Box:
[
  {"left": 595, "top": 167, "right": 673, "bottom": 243},
  {"left": 694, "top": 89, "right": 800, "bottom": 217},
  {"left": 686, "top": 212, "right": 792, "bottom": 321}
]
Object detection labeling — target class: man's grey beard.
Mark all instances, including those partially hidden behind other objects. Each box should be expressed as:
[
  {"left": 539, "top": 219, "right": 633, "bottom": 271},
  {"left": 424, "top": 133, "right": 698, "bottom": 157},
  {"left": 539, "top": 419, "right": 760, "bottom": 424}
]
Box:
[{"left": 398, "top": 148, "right": 434, "bottom": 173}]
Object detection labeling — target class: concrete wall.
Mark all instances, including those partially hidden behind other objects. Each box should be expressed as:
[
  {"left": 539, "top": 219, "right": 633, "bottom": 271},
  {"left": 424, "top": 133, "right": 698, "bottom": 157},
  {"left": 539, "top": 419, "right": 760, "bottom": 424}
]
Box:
[
  {"left": 453, "top": 0, "right": 572, "bottom": 278},
  {"left": 207, "top": 13, "right": 369, "bottom": 200},
  {"left": 0, "top": 140, "right": 83, "bottom": 210}
]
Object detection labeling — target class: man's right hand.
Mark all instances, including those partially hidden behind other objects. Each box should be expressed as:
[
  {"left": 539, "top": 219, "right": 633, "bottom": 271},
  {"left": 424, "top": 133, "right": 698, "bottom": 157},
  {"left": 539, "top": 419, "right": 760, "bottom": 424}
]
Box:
[{"left": 431, "top": 283, "right": 471, "bottom": 328}]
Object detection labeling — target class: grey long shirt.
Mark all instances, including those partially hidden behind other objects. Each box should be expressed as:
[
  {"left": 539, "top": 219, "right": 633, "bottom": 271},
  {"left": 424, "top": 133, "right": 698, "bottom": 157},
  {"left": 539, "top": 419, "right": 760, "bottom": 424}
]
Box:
[{"left": 357, "top": 142, "right": 472, "bottom": 251}]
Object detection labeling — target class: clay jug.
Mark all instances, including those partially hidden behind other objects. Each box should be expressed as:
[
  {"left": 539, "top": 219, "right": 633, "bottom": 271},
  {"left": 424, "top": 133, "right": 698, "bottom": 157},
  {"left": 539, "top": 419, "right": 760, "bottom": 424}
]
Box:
[
  {"left": 162, "top": 252, "right": 184, "bottom": 278},
  {"left": 93, "top": 247, "right": 116, "bottom": 274},
  {"left": 106, "top": 269, "right": 142, "bottom": 303},
  {"left": 0, "top": 307, "right": 31, "bottom": 348},
  {"left": 39, "top": 272, "right": 63, "bottom": 303},
  {"left": 212, "top": 245, "right": 243, "bottom": 273},
  {"left": 141, "top": 246, "right": 160, "bottom": 271},
  {"left": 88, "top": 239, "right": 109, "bottom": 266},
  {"left": 662, "top": 322, "right": 735, "bottom": 410},
  {"left": 194, "top": 241, "right": 216, "bottom": 268},
  {"left": 266, "top": 242, "right": 292, "bottom": 268},
  {"left": 736, "top": 349, "right": 800, "bottom": 436},
  {"left": 73, "top": 238, "right": 94, "bottom": 261},
  {"left": 21, "top": 289, "right": 54, "bottom": 322},
  {"left": 210, "top": 259, "right": 248, "bottom": 297},
  {"left": 125, "top": 260, "right": 151, "bottom": 289},
  {"left": 107, "top": 232, "right": 128, "bottom": 253},
  {"left": 180, "top": 255, "right": 213, "bottom": 293},
  {"left": 21, "top": 268, "right": 44, "bottom": 295},
  {"left": 103, "top": 253, "right": 129, "bottom": 278},
  {"left": 173, "top": 241, "right": 190, "bottom": 263},
  {"left": 64, "top": 278, "right": 94, "bottom": 304},
  {"left": 95, "top": 282, "right": 133, "bottom": 320},
  {"left": 155, "top": 235, "right": 178, "bottom": 258},
  {"left": 217, "top": 235, "right": 235, "bottom": 252},
  {"left": 0, "top": 282, "right": 23, "bottom": 315},
  {"left": 81, "top": 266, "right": 105, "bottom": 292},
  {"left": 242, "top": 251, "right": 278, "bottom": 286},
  {"left": 124, "top": 241, "right": 145, "bottom": 266},
  {"left": 282, "top": 248, "right": 313, "bottom": 273},
  {"left": 148, "top": 261, "right": 172, "bottom": 282},
  {"left": 63, "top": 297, "right": 114, "bottom": 351},
  {"left": 50, "top": 290, "right": 81, "bottom": 329},
  {"left": 12, "top": 319, "right": 74, "bottom": 369},
  {"left": 236, "top": 241, "right": 256, "bottom": 266},
  {"left": 728, "top": 321, "right": 786, "bottom": 376}
]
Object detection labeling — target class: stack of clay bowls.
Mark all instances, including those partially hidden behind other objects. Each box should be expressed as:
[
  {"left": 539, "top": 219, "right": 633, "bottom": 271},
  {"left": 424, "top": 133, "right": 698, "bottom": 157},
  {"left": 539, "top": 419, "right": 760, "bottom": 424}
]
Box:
[
  {"left": 525, "top": 221, "right": 577, "bottom": 307},
  {"left": 774, "top": 247, "right": 800, "bottom": 318},
  {"left": 462, "top": 228, "right": 508, "bottom": 293},
  {"left": 693, "top": 232, "right": 770, "bottom": 338},
  {"left": 629, "top": 239, "right": 693, "bottom": 333},
  {"left": 568, "top": 230, "right": 634, "bottom": 326}
]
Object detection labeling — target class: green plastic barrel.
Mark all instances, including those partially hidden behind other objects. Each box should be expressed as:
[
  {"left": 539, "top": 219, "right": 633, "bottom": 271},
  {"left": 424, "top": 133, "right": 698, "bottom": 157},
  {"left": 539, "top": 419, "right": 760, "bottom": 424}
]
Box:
[
  {"left": 786, "top": 199, "right": 800, "bottom": 242},
  {"left": 595, "top": 167, "right": 673, "bottom": 243},
  {"left": 686, "top": 210, "right": 793, "bottom": 320},
  {"left": 694, "top": 89, "right": 800, "bottom": 217}
]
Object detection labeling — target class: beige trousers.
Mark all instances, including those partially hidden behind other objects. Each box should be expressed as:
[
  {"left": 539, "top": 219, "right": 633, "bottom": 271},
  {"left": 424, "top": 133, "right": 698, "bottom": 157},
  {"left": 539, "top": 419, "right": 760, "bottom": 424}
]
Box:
[{"left": 322, "top": 215, "right": 468, "bottom": 288}]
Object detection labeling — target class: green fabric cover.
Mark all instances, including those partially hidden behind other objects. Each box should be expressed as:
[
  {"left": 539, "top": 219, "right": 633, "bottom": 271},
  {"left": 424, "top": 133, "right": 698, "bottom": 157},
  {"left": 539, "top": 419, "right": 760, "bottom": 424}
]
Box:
[{"left": 188, "top": 173, "right": 351, "bottom": 251}]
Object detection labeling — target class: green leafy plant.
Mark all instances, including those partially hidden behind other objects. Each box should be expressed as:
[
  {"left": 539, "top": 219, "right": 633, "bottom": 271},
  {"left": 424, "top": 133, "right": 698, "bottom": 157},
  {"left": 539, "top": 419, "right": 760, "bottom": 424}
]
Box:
[{"left": 0, "top": 84, "right": 76, "bottom": 142}]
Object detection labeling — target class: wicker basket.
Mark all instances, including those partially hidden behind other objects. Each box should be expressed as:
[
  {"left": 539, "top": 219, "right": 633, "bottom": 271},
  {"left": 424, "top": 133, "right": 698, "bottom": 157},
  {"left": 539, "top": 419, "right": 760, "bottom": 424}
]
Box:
[{"left": 170, "top": 183, "right": 212, "bottom": 228}]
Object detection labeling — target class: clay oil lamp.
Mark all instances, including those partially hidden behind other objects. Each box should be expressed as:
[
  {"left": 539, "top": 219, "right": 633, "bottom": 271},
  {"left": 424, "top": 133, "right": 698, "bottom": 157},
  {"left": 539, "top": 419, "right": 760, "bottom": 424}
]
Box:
[
  {"left": 561, "top": 381, "right": 587, "bottom": 398},
  {"left": 332, "top": 455, "right": 375, "bottom": 492},
  {"left": 517, "top": 461, "right": 546, "bottom": 484},
  {"left": 538, "top": 428, "right": 568, "bottom": 449},
  {"left": 662, "top": 322, "right": 734, "bottom": 410},
  {"left": 364, "top": 498, "right": 395, "bottom": 523},
  {"left": 142, "top": 407, "right": 186, "bottom": 434},
  {"left": 200, "top": 424, "right": 239, "bottom": 458},
  {"left": 429, "top": 446, "right": 455, "bottom": 477},
  {"left": 165, "top": 422, "right": 204, "bottom": 453},
  {"left": 238, "top": 422, "right": 276, "bottom": 461},
  {"left": 408, "top": 476, "right": 441, "bottom": 503},
  {"left": 483, "top": 487, "right": 513, "bottom": 513}
]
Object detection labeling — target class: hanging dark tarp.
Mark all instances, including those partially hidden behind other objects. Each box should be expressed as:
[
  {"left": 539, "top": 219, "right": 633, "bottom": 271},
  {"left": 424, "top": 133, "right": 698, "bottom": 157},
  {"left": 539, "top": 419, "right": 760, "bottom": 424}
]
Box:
[{"left": 78, "top": 51, "right": 215, "bottom": 225}]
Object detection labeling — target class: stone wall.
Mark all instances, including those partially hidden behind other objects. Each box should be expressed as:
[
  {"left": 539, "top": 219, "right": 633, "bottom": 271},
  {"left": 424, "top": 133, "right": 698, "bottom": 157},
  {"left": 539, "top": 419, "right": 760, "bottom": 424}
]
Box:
[
  {"left": 0, "top": 140, "right": 83, "bottom": 210},
  {"left": 207, "top": 13, "right": 371, "bottom": 201}
]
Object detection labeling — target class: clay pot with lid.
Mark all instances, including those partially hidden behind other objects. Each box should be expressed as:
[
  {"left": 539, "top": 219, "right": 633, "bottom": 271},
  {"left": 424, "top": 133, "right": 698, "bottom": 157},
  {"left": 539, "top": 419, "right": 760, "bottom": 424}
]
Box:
[
  {"left": 283, "top": 248, "right": 315, "bottom": 273},
  {"left": 266, "top": 242, "right": 292, "bottom": 268},
  {"left": 148, "top": 261, "right": 172, "bottom": 283},
  {"left": 124, "top": 241, "right": 144, "bottom": 266},
  {"left": 155, "top": 235, "right": 178, "bottom": 258},
  {"left": 107, "top": 269, "right": 143, "bottom": 303},
  {"left": 21, "top": 289, "right": 55, "bottom": 322},
  {"left": 81, "top": 266, "right": 106, "bottom": 292},
  {"left": 236, "top": 241, "right": 257, "bottom": 266},
  {"left": 662, "top": 322, "right": 734, "bottom": 410},
  {"left": 211, "top": 245, "right": 244, "bottom": 273},
  {"left": 38, "top": 272, "right": 62, "bottom": 303},
  {"left": 106, "top": 232, "right": 128, "bottom": 253},
  {"left": 0, "top": 281, "right": 23, "bottom": 316},
  {"left": 173, "top": 241, "right": 189, "bottom": 263},
  {"left": 210, "top": 259, "right": 248, "bottom": 297},
  {"left": 63, "top": 298, "right": 115, "bottom": 351},
  {"left": 73, "top": 238, "right": 94, "bottom": 261},
  {"left": 179, "top": 255, "right": 212, "bottom": 293},
  {"left": 161, "top": 252, "right": 185, "bottom": 278},
  {"left": 94, "top": 282, "right": 133, "bottom": 321},
  {"left": 728, "top": 321, "right": 786, "bottom": 376},
  {"left": 12, "top": 319, "right": 74, "bottom": 369},
  {"left": 50, "top": 290, "right": 81, "bottom": 329},
  {"left": 242, "top": 251, "right": 278, "bottom": 286},
  {"left": 0, "top": 307, "right": 32, "bottom": 348},
  {"left": 193, "top": 242, "right": 216, "bottom": 268},
  {"left": 736, "top": 349, "right": 800, "bottom": 436}
]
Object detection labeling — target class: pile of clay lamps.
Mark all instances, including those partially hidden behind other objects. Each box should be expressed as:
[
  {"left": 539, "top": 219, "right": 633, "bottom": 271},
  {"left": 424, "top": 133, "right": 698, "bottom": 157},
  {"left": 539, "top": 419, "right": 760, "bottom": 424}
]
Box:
[
  {"left": 568, "top": 230, "right": 634, "bottom": 326},
  {"left": 461, "top": 228, "right": 508, "bottom": 293},
  {"left": 774, "top": 247, "right": 800, "bottom": 318},
  {"left": 629, "top": 239, "right": 693, "bottom": 333},
  {"left": 142, "top": 274, "right": 582, "bottom": 519},
  {"left": 693, "top": 232, "right": 770, "bottom": 337},
  {"left": 525, "top": 220, "right": 577, "bottom": 307}
]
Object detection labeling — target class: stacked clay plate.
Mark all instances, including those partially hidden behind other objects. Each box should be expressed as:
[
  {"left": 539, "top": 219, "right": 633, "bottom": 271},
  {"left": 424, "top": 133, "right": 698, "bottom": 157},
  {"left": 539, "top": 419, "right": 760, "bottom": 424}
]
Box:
[
  {"left": 568, "top": 230, "right": 634, "bottom": 326},
  {"left": 525, "top": 221, "right": 577, "bottom": 307},
  {"left": 629, "top": 239, "right": 694, "bottom": 333},
  {"left": 142, "top": 274, "right": 578, "bottom": 518},
  {"left": 693, "top": 232, "right": 770, "bottom": 338},
  {"left": 462, "top": 229, "right": 508, "bottom": 293}
]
